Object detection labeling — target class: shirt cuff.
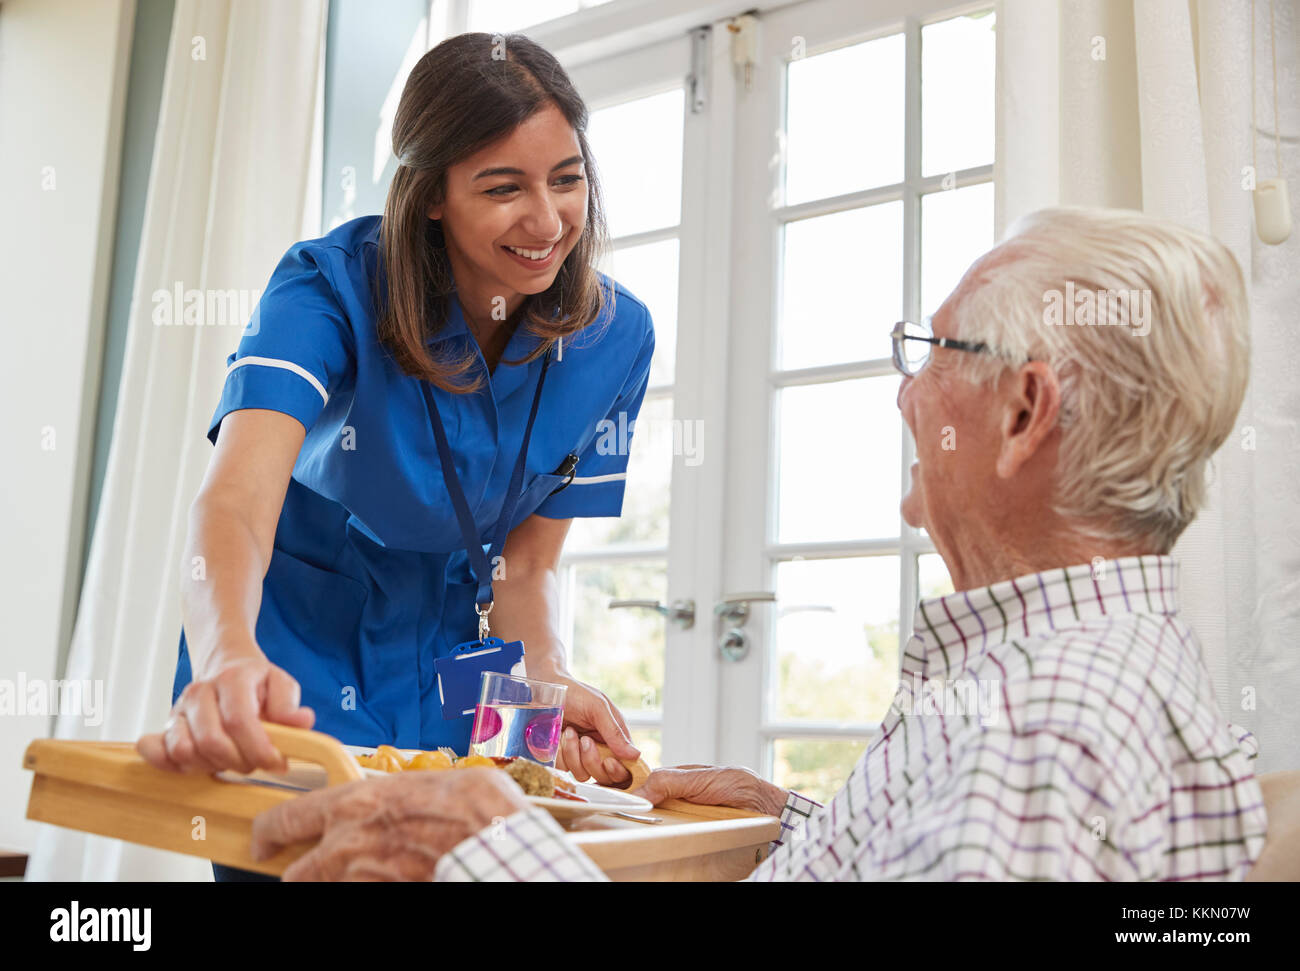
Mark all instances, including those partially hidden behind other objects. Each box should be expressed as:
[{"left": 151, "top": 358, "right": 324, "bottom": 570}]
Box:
[
  {"left": 534, "top": 474, "right": 628, "bottom": 519},
  {"left": 772, "top": 791, "right": 822, "bottom": 848},
  {"left": 208, "top": 357, "right": 330, "bottom": 443},
  {"left": 1227, "top": 721, "right": 1260, "bottom": 761},
  {"left": 434, "top": 806, "right": 609, "bottom": 882}
]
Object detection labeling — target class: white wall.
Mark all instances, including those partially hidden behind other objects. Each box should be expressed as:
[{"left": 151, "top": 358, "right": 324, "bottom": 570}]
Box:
[{"left": 0, "top": 0, "right": 133, "bottom": 853}]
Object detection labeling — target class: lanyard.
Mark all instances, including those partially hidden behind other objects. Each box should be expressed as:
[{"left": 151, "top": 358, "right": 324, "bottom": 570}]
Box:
[{"left": 422, "top": 350, "right": 553, "bottom": 641}]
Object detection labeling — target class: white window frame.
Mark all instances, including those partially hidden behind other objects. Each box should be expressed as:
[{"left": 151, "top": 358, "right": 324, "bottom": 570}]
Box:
[{"left": 718, "top": 0, "right": 996, "bottom": 773}]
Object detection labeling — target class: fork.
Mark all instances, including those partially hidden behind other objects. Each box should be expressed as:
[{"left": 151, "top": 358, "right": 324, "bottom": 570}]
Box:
[{"left": 607, "top": 811, "right": 663, "bottom": 824}]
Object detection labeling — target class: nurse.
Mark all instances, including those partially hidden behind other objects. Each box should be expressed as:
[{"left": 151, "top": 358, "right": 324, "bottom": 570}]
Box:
[{"left": 138, "top": 34, "right": 653, "bottom": 794}]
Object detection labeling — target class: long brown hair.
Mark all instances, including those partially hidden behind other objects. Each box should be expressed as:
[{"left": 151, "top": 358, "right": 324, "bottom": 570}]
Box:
[{"left": 376, "top": 32, "right": 610, "bottom": 393}]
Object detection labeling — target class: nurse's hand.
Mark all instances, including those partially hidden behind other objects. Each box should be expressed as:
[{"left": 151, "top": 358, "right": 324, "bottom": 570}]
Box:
[
  {"left": 250, "top": 768, "right": 528, "bottom": 881},
  {"left": 137, "top": 648, "right": 315, "bottom": 775},
  {"left": 548, "top": 675, "right": 641, "bottom": 788}
]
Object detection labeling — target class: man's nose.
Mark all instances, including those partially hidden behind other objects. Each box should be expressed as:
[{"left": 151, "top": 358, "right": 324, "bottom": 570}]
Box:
[{"left": 896, "top": 374, "right": 911, "bottom": 411}]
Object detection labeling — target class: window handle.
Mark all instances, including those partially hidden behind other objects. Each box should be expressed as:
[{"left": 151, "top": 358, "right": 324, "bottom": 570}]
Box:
[
  {"left": 608, "top": 598, "right": 696, "bottom": 630},
  {"left": 779, "top": 604, "right": 835, "bottom": 616},
  {"left": 713, "top": 591, "right": 776, "bottom": 624}
]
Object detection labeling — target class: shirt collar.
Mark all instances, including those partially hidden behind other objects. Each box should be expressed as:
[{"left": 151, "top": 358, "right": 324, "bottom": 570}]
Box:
[
  {"left": 903, "top": 555, "right": 1180, "bottom": 679},
  {"left": 428, "top": 292, "right": 557, "bottom": 403},
  {"left": 429, "top": 292, "right": 551, "bottom": 356},
  {"left": 428, "top": 292, "right": 470, "bottom": 345}
]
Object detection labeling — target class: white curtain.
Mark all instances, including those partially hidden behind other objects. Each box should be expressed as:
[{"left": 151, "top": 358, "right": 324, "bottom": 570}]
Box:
[
  {"left": 26, "top": 0, "right": 327, "bottom": 881},
  {"left": 995, "top": 0, "right": 1300, "bottom": 773}
]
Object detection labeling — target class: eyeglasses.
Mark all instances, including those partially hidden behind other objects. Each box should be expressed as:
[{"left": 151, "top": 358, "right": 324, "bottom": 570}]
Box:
[{"left": 891, "top": 319, "right": 996, "bottom": 378}]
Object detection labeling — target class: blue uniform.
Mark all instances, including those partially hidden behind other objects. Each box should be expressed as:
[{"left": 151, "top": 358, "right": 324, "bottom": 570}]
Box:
[{"left": 172, "top": 215, "right": 655, "bottom": 753}]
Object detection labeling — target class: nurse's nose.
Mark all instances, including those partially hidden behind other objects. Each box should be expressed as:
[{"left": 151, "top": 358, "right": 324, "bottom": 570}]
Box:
[{"left": 520, "top": 191, "right": 563, "bottom": 243}]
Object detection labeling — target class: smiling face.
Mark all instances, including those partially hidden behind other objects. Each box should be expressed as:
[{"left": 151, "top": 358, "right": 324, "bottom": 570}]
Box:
[{"left": 428, "top": 102, "right": 589, "bottom": 314}]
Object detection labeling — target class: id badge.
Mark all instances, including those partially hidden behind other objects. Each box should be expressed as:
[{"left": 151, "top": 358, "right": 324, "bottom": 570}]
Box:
[{"left": 435, "top": 637, "right": 526, "bottom": 720}]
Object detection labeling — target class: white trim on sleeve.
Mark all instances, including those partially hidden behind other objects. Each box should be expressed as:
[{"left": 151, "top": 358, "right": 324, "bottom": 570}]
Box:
[
  {"left": 226, "top": 356, "right": 329, "bottom": 405},
  {"left": 568, "top": 473, "right": 626, "bottom": 486}
]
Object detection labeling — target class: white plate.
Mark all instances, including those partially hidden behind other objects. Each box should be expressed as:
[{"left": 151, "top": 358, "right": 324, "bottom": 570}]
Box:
[{"left": 343, "top": 746, "right": 653, "bottom": 819}]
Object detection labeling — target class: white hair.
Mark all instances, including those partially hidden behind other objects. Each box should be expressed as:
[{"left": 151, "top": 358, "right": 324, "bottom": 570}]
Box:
[{"left": 946, "top": 206, "right": 1250, "bottom": 552}]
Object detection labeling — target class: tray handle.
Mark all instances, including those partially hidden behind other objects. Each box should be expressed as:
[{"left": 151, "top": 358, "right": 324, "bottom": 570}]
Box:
[
  {"left": 592, "top": 742, "right": 652, "bottom": 790},
  {"left": 261, "top": 722, "right": 363, "bottom": 786}
]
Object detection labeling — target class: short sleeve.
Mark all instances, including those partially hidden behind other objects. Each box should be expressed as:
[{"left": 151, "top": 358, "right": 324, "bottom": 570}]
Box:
[
  {"left": 207, "top": 242, "right": 355, "bottom": 443},
  {"left": 535, "top": 300, "right": 655, "bottom": 519}
]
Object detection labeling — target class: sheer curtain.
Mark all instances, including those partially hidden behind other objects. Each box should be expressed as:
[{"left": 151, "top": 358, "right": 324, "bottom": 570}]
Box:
[
  {"left": 995, "top": 0, "right": 1300, "bottom": 773},
  {"left": 27, "top": 0, "right": 327, "bottom": 881}
]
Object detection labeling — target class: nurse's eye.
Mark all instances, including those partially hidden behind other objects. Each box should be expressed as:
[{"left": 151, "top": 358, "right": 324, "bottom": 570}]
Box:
[
  {"left": 553, "top": 174, "right": 585, "bottom": 190},
  {"left": 485, "top": 184, "right": 520, "bottom": 198}
]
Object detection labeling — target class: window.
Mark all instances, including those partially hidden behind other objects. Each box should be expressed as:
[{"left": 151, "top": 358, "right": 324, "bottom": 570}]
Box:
[{"left": 721, "top": 3, "right": 996, "bottom": 803}]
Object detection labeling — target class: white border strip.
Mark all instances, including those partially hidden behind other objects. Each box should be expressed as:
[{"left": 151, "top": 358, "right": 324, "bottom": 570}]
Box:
[
  {"left": 227, "top": 356, "right": 329, "bottom": 405},
  {"left": 569, "top": 473, "right": 627, "bottom": 486}
]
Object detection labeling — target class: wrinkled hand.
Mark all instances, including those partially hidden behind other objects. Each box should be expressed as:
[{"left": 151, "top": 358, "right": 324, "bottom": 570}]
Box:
[
  {"left": 549, "top": 673, "right": 640, "bottom": 788},
  {"left": 632, "top": 765, "right": 789, "bottom": 817},
  {"left": 137, "top": 650, "right": 314, "bottom": 775},
  {"left": 250, "top": 768, "right": 529, "bottom": 881}
]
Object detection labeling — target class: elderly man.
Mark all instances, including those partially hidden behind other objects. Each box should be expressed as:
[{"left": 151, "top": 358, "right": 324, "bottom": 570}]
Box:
[{"left": 249, "top": 206, "right": 1267, "bottom": 881}]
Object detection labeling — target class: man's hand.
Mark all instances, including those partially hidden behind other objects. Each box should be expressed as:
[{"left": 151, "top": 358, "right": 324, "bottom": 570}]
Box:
[
  {"left": 250, "top": 769, "right": 529, "bottom": 881},
  {"left": 632, "top": 765, "right": 789, "bottom": 817}
]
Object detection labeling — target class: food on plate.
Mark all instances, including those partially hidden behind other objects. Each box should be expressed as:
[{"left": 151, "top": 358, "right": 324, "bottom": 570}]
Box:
[
  {"left": 501, "top": 756, "right": 557, "bottom": 797},
  {"left": 406, "top": 750, "right": 454, "bottom": 771},
  {"left": 354, "top": 747, "right": 588, "bottom": 802},
  {"left": 549, "top": 788, "right": 588, "bottom": 803},
  {"left": 355, "top": 745, "right": 408, "bottom": 773}
]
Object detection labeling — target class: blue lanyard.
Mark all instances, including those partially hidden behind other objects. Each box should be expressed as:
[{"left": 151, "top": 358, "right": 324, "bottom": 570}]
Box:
[{"left": 421, "top": 350, "right": 553, "bottom": 640}]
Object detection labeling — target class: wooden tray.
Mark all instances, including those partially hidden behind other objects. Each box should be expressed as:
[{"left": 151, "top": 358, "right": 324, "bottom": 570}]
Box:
[{"left": 24, "top": 723, "right": 779, "bottom": 880}]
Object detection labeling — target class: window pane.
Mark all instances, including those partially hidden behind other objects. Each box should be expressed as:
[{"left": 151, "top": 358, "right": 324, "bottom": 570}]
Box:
[
  {"left": 918, "top": 552, "right": 954, "bottom": 600},
  {"left": 772, "top": 738, "right": 868, "bottom": 805},
  {"left": 920, "top": 181, "right": 994, "bottom": 317},
  {"left": 773, "top": 556, "right": 901, "bottom": 723},
  {"left": 566, "top": 394, "right": 673, "bottom": 551},
  {"left": 566, "top": 561, "right": 665, "bottom": 714},
  {"left": 785, "top": 33, "right": 904, "bottom": 205},
  {"left": 469, "top": 0, "right": 579, "bottom": 32},
  {"left": 922, "top": 12, "right": 997, "bottom": 177},
  {"left": 586, "top": 89, "right": 684, "bottom": 238},
  {"left": 777, "top": 377, "right": 901, "bottom": 543},
  {"left": 779, "top": 202, "right": 902, "bottom": 370},
  {"left": 603, "top": 238, "right": 678, "bottom": 387}
]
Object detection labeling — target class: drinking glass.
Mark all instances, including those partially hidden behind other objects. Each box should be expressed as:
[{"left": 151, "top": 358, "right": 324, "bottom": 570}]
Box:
[{"left": 468, "top": 672, "right": 567, "bottom": 767}]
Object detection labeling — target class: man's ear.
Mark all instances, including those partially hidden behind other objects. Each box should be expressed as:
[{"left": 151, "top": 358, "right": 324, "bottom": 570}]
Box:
[{"left": 994, "top": 361, "right": 1060, "bottom": 479}]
